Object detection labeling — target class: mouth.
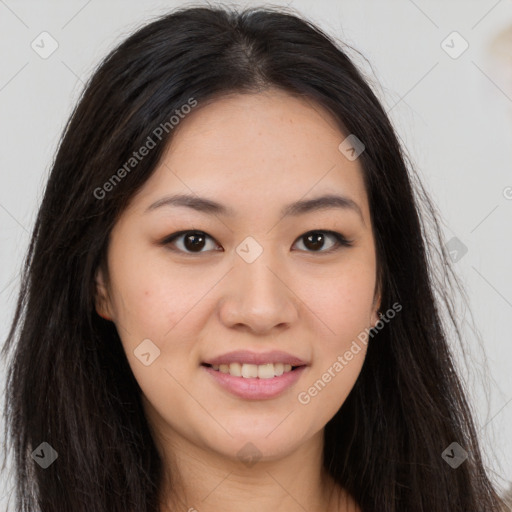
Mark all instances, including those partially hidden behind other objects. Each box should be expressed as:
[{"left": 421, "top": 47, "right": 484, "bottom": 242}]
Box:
[{"left": 201, "top": 362, "right": 308, "bottom": 400}]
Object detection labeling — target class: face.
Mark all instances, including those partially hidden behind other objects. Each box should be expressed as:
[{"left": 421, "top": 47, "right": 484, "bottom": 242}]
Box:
[{"left": 95, "top": 89, "right": 381, "bottom": 467}]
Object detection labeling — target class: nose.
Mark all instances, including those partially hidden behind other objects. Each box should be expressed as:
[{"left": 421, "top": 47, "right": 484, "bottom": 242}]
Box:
[{"left": 217, "top": 255, "right": 299, "bottom": 335}]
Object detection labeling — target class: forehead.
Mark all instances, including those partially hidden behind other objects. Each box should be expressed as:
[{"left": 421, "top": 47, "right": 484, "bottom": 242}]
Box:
[{"left": 128, "top": 90, "right": 370, "bottom": 224}]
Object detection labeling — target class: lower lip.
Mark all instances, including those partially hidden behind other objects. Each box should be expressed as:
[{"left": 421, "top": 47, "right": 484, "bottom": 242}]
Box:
[{"left": 201, "top": 365, "right": 307, "bottom": 400}]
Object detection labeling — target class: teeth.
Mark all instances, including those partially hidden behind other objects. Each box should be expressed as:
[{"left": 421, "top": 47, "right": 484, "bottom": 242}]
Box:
[
  {"left": 242, "top": 364, "right": 258, "bottom": 378},
  {"left": 209, "top": 362, "right": 295, "bottom": 378},
  {"left": 258, "top": 363, "right": 277, "bottom": 379},
  {"left": 229, "top": 362, "right": 242, "bottom": 377}
]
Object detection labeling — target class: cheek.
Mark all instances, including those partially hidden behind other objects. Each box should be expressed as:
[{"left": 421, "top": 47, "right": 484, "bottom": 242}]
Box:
[
  {"left": 294, "top": 259, "right": 375, "bottom": 408},
  {"left": 108, "top": 263, "right": 198, "bottom": 420},
  {"left": 301, "top": 258, "right": 376, "bottom": 342},
  {"left": 295, "top": 282, "right": 371, "bottom": 426},
  {"left": 297, "top": 344, "right": 367, "bottom": 429},
  {"left": 108, "top": 249, "right": 199, "bottom": 341},
  {"left": 107, "top": 251, "right": 214, "bottom": 398}
]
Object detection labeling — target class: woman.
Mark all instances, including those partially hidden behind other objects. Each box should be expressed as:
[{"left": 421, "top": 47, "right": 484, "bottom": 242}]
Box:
[{"left": 1, "top": 5, "right": 506, "bottom": 512}]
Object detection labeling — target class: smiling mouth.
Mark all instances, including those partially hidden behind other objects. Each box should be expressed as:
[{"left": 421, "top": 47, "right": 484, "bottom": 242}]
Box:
[{"left": 201, "top": 362, "right": 303, "bottom": 379}]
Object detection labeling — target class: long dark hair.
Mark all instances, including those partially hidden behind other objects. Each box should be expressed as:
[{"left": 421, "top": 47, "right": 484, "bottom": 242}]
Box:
[{"left": 1, "top": 4, "right": 506, "bottom": 511}]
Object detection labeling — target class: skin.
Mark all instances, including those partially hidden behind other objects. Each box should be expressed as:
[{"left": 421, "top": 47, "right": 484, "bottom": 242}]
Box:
[{"left": 95, "top": 88, "right": 381, "bottom": 512}]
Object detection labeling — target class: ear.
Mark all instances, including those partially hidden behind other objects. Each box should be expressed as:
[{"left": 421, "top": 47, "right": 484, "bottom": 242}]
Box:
[
  {"left": 371, "top": 306, "right": 382, "bottom": 328},
  {"left": 371, "top": 281, "right": 382, "bottom": 327},
  {"left": 94, "top": 266, "right": 113, "bottom": 321}
]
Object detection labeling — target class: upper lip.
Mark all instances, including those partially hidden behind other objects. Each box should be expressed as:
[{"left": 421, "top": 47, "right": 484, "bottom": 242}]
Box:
[{"left": 202, "top": 350, "right": 308, "bottom": 367}]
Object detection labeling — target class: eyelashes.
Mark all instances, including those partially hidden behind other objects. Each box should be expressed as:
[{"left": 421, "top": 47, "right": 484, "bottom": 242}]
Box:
[{"left": 160, "top": 229, "right": 354, "bottom": 255}]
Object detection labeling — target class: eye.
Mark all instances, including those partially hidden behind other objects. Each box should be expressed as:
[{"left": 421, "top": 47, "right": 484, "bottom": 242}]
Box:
[
  {"left": 292, "top": 230, "right": 354, "bottom": 253},
  {"left": 162, "top": 230, "right": 220, "bottom": 254},
  {"left": 161, "top": 229, "right": 354, "bottom": 255}
]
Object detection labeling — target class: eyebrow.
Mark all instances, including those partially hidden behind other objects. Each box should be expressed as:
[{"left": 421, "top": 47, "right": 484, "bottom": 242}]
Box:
[{"left": 145, "top": 193, "right": 364, "bottom": 224}]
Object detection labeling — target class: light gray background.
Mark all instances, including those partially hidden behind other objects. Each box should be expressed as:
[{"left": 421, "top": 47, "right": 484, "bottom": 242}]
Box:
[{"left": 1, "top": 0, "right": 511, "bottom": 507}]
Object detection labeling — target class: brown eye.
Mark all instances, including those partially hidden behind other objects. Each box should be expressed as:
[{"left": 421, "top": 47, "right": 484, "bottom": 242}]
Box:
[
  {"left": 293, "top": 230, "right": 353, "bottom": 253},
  {"left": 163, "top": 231, "right": 220, "bottom": 254}
]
